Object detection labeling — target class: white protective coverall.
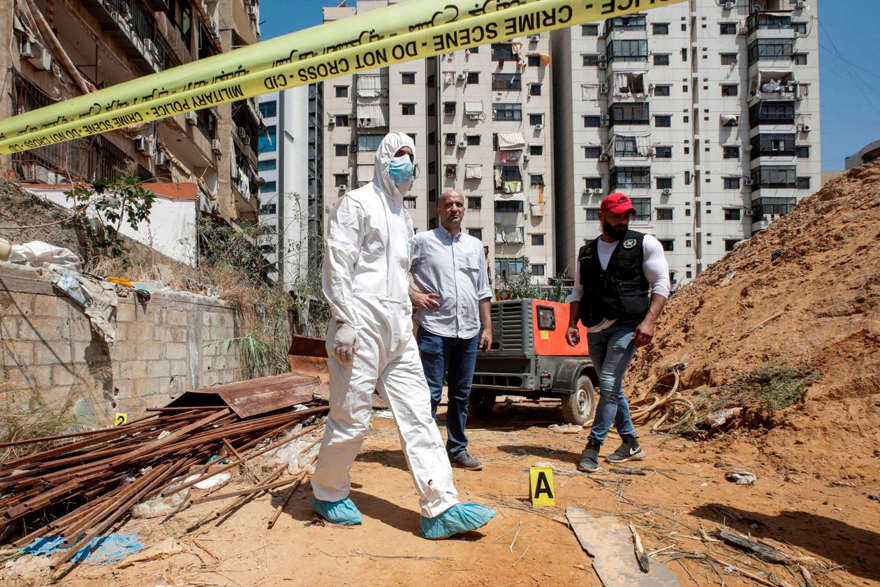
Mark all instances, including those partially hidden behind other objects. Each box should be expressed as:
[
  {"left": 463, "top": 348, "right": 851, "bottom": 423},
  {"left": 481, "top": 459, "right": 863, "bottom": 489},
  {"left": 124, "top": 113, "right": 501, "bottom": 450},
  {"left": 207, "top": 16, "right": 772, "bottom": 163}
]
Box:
[{"left": 312, "top": 132, "right": 460, "bottom": 518}]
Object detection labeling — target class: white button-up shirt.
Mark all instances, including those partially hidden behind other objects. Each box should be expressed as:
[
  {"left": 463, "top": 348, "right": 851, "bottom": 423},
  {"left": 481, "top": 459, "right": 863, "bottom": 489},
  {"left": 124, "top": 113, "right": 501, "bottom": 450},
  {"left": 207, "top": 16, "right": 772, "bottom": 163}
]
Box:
[{"left": 411, "top": 227, "right": 492, "bottom": 339}]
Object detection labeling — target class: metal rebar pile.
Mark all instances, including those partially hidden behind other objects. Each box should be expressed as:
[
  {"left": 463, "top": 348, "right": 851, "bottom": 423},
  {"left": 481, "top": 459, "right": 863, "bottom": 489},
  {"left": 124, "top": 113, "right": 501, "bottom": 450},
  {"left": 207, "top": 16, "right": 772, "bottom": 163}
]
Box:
[{"left": 0, "top": 402, "right": 328, "bottom": 576}]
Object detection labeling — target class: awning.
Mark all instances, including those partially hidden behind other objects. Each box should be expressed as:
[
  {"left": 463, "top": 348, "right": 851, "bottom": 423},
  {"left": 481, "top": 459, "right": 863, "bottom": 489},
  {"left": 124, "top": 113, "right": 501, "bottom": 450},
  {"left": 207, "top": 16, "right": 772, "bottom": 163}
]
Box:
[
  {"left": 465, "top": 164, "right": 483, "bottom": 179},
  {"left": 498, "top": 132, "right": 526, "bottom": 150},
  {"left": 465, "top": 101, "right": 483, "bottom": 115}
]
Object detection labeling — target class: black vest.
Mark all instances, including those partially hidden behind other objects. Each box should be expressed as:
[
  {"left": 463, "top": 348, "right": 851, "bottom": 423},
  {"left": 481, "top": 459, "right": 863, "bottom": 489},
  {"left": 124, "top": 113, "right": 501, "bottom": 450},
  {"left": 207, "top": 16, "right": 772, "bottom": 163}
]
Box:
[{"left": 577, "top": 230, "right": 651, "bottom": 328}]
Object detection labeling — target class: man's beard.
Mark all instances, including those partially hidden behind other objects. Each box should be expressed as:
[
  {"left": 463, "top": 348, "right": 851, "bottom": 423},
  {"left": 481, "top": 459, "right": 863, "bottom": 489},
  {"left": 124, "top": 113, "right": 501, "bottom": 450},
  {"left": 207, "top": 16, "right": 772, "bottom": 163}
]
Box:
[{"left": 602, "top": 219, "right": 628, "bottom": 241}]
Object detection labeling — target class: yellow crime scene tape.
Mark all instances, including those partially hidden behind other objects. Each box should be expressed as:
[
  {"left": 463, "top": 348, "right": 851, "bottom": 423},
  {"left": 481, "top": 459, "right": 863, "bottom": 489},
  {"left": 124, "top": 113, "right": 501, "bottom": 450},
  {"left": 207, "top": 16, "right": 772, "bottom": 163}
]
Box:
[{"left": 0, "top": 0, "right": 685, "bottom": 156}]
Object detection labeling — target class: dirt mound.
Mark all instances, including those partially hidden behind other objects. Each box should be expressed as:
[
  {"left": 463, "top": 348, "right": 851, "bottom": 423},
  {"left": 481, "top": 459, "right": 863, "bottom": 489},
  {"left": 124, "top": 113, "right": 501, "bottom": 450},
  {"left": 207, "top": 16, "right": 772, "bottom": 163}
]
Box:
[{"left": 627, "top": 160, "right": 880, "bottom": 475}]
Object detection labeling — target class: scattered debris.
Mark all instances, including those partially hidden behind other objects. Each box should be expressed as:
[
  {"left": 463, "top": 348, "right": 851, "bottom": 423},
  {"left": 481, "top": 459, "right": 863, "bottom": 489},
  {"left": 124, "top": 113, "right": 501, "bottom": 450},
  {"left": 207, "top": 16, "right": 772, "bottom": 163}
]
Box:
[
  {"left": 131, "top": 489, "right": 190, "bottom": 519},
  {"left": 20, "top": 533, "right": 144, "bottom": 565},
  {"left": 725, "top": 471, "right": 757, "bottom": 485},
  {"left": 868, "top": 494, "right": 880, "bottom": 502},
  {"left": 715, "top": 529, "right": 789, "bottom": 563},
  {"left": 628, "top": 522, "right": 650, "bottom": 573},
  {"left": 704, "top": 407, "right": 743, "bottom": 429},
  {"left": 548, "top": 423, "right": 582, "bottom": 434},
  {"left": 116, "top": 538, "right": 184, "bottom": 569}
]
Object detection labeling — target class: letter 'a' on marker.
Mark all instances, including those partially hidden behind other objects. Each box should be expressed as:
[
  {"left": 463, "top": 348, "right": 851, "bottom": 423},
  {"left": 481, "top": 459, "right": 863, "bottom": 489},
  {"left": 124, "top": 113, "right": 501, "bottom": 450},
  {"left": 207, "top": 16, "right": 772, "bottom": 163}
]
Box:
[{"left": 529, "top": 466, "right": 555, "bottom": 507}]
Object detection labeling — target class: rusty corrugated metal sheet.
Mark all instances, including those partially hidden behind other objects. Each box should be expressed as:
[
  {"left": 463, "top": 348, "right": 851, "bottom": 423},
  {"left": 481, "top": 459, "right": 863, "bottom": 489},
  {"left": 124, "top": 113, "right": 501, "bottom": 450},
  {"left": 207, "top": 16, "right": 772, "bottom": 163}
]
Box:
[
  {"left": 166, "top": 372, "right": 320, "bottom": 418},
  {"left": 289, "top": 335, "right": 328, "bottom": 358}
]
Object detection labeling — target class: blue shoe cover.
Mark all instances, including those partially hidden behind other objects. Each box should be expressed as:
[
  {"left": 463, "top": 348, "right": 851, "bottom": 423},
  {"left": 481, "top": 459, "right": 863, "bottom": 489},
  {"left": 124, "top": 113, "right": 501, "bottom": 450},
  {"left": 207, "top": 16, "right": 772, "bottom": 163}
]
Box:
[
  {"left": 312, "top": 497, "right": 362, "bottom": 525},
  {"left": 419, "top": 503, "right": 497, "bottom": 539}
]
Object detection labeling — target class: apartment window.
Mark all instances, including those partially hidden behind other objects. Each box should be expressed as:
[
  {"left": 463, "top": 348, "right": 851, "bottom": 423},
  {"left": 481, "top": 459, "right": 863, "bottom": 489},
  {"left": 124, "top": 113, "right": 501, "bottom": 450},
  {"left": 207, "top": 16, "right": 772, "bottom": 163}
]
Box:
[
  {"left": 467, "top": 71, "right": 480, "bottom": 84},
  {"left": 724, "top": 208, "right": 741, "bottom": 220},
  {"left": 721, "top": 84, "right": 738, "bottom": 97},
  {"left": 445, "top": 133, "right": 457, "bottom": 146},
  {"left": 720, "top": 53, "right": 737, "bottom": 65},
  {"left": 259, "top": 125, "right": 276, "bottom": 153},
  {"left": 723, "top": 176, "right": 741, "bottom": 189},
  {"left": 608, "top": 15, "right": 646, "bottom": 31},
  {"left": 530, "top": 174, "right": 544, "bottom": 186},
  {"left": 659, "top": 239, "right": 674, "bottom": 251},
  {"left": 748, "top": 39, "right": 794, "bottom": 64},
  {"left": 528, "top": 54, "right": 541, "bottom": 66},
  {"left": 334, "top": 174, "right": 349, "bottom": 187},
  {"left": 401, "top": 103, "right": 415, "bottom": 115},
  {"left": 403, "top": 197, "right": 417, "bottom": 209},
  {"left": 496, "top": 200, "right": 524, "bottom": 213},
  {"left": 335, "top": 144, "right": 348, "bottom": 156},
  {"left": 584, "top": 115, "right": 601, "bottom": 128},
  {"left": 335, "top": 85, "right": 349, "bottom": 98},
  {"left": 723, "top": 146, "right": 740, "bottom": 159},
  {"left": 467, "top": 228, "right": 483, "bottom": 239},
  {"left": 582, "top": 23, "right": 599, "bottom": 35},
  {"left": 584, "top": 146, "right": 602, "bottom": 159},
  {"left": 335, "top": 115, "right": 349, "bottom": 127},
  {"left": 749, "top": 101, "right": 795, "bottom": 126},
  {"left": 653, "top": 54, "right": 670, "bottom": 66},
  {"left": 401, "top": 72, "right": 415, "bottom": 84},
  {"left": 531, "top": 264, "right": 545, "bottom": 276},
  {"left": 796, "top": 145, "right": 810, "bottom": 158},
  {"left": 529, "top": 83, "right": 542, "bottom": 96},
  {"left": 443, "top": 101, "right": 456, "bottom": 115},
  {"left": 656, "top": 176, "right": 673, "bottom": 189},
  {"left": 584, "top": 177, "right": 602, "bottom": 189},
  {"left": 631, "top": 198, "right": 652, "bottom": 221},
  {"left": 654, "top": 85, "right": 671, "bottom": 97},
  {"left": 529, "top": 113, "right": 544, "bottom": 126},
  {"left": 656, "top": 208, "right": 673, "bottom": 220},
  {"left": 357, "top": 134, "right": 384, "bottom": 151},
  {"left": 655, "top": 146, "right": 672, "bottom": 158},
  {"left": 492, "top": 73, "right": 522, "bottom": 91},
  {"left": 258, "top": 159, "right": 276, "bottom": 171},
  {"left": 259, "top": 203, "right": 277, "bottom": 215},
  {"left": 615, "top": 136, "right": 641, "bottom": 157},
  {"left": 585, "top": 208, "right": 600, "bottom": 220},
  {"left": 793, "top": 53, "right": 808, "bottom": 65},
  {"left": 611, "top": 167, "right": 651, "bottom": 190},
  {"left": 654, "top": 115, "right": 672, "bottom": 127},
  {"left": 467, "top": 135, "right": 480, "bottom": 146},
  {"left": 720, "top": 22, "right": 737, "bottom": 35},
  {"left": 725, "top": 239, "right": 740, "bottom": 252},
  {"left": 608, "top": 39, "right": 648, "bottom": 62},
  {"left": 493, "top": 103, "right": 522, "bottom": 121},
  {"left": 467, "top": 197, "right": 482, "bottom": 210},
  {"left": 491, "top": 43, "right": 516, "bottom": 61},
  {"left": 652, "top": 22, "right": 669, "bottom": 35},
  {"left": 583, "top": 54, "right": 600, "bottom": 66},
  {"left": 611, "top": 102, "right": 649, "bottom": 125},
  {"left": 681, "top": 48, "right": 688, "bottom": 62},
  {"left": 686, "top": 271, "right": 692, "bottom": 279},
  {"left": 751, "top": 133, "right": 796, "bottom": 158},
  {"left": 529, "top": 145, "right": 543, "bottom": 155},
  {"left": 752, "top": 196, "right": 796, "bottom": 217},
  {"left": 499, "top": 166, "right": 522, "bottom": 182},
  {"left": 751, "top": 165, "right": 797, "bottom": 188},
  {"left": 796, "top": 176, "right": 811, "bottom": 190},
  {"left": 495, "top": 257, "right": 525, "bottom": 278},
  {"left": 793, "top": 22, "right": 807, "bottom": 35},
  {"left": 445, "top": 164, "right": 457, "bottom": 178},
  {"left": 531, "top": 234, "right": 545, "bottom": 246},
  {"left": 259, "top": 101, "right": 277, "bottom": 118},
  {"left": 468, "top": 46, "right": 479, "bottom": 54}
]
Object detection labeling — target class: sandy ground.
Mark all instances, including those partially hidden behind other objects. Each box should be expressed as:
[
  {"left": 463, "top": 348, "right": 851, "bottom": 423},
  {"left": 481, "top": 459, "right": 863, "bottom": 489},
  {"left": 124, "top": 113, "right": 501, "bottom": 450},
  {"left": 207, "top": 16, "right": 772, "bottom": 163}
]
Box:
[{"left": 4, "top": 397, "right": 877, "bottom": 586}]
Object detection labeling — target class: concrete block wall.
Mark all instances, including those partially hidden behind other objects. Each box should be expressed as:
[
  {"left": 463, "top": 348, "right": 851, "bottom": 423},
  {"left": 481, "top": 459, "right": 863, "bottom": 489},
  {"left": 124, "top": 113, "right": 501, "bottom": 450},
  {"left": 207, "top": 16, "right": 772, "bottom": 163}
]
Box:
[{"left": 0, "top": 264, "right": 242, "bottom": 424}]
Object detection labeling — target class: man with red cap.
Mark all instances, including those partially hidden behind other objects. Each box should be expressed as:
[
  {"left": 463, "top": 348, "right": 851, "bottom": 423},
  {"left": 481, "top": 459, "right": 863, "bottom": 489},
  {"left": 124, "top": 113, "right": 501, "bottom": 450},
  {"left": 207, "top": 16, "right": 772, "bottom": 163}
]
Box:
[{"left": 565, "top": 192, "right": 670, "bottom": 472}]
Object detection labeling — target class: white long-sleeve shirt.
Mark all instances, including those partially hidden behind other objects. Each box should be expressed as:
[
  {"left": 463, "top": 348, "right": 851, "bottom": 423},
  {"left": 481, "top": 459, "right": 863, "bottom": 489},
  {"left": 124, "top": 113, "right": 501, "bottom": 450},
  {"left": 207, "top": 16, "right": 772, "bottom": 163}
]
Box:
[{"left": 567, "top": 234, "right": 670, "bottom": 332}]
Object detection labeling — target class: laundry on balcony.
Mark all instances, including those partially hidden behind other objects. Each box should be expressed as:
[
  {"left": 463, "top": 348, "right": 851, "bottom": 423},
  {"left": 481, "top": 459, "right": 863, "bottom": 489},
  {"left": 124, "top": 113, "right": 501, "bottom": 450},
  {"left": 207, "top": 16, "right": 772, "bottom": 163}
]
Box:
[
  {"left": 499, "top": 150, "right": 522, "bottom": 163},
  {"left": 356, "top": 74, "right": 387, "bottom": 98},
  {"left": 356, "top": 102, "right": 388, "bottom": 128},
  {"left": 445, "top": 164, "right": 457, "bottom": 178},
  {"left": 464, "top": 164, "right": 483, "bottom": 180},
  {"left": 511, "top": 41, "right": 525, "bottom": 68},
  {"left": 497, "top": 132, "right": 526, "bottom": 151},
  {"left": 503, "top": 181, "right": 523, "bottom": 194}
]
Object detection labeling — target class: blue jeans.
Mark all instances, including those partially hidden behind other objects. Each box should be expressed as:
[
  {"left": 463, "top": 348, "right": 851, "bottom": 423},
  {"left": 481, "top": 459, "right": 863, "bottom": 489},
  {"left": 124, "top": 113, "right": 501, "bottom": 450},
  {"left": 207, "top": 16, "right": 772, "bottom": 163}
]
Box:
[
  {"left": 587, "top": 321, "right": 639, "bottom": 445},
  {"left": 416, "top": 327, "right": 479, "bottom": 458}
]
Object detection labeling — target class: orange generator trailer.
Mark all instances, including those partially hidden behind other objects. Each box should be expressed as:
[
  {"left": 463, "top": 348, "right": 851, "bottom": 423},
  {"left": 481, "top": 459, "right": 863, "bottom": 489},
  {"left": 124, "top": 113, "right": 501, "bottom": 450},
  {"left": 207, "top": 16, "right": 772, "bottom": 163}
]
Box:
[{"left": 471, "top": 298, "right": 598, "bottom": 424}]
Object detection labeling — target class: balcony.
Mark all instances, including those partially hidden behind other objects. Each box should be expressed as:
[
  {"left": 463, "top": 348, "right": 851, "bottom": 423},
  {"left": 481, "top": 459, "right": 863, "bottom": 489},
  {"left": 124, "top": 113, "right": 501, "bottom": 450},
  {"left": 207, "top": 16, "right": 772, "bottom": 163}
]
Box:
[
  {"left": 605, "top": 40, "right": 648, "bottom": 66},
  {"left": 607, "top": 135, "right": 650, "bottom": 166},
  {"left": 495, "top": 226, "right": 525, "bottom": 245},
  {"left": 749, "top": 101, "right": 796, "bottom": 127},
  {"left": 750, "top": 133, "right": 796, "bottom": 160},
  {"left": 749, "top": 71, "right": 801, "bottom": 103},
  {"left": 603, "top": 14, "right": 647, "bottom": 39},
  {"left": 80, "top": 0, "right": 168, "bottom": 73},
  {"left": 746, "top": 12, "right": 794, "bottom": 38}
]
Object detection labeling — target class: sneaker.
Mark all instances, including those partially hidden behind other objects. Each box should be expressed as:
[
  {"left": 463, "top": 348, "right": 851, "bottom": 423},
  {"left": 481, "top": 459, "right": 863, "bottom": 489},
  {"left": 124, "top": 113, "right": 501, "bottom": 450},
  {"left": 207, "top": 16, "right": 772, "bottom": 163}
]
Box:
[
  {"left": 606, "top": 435, "right": 645, "bottom": 463},
  {"left": 451, "top": 452, "right": 483, "bottom": 471},
  {"left": 577, "top": 441, "right": 601, "bottom": 473}
]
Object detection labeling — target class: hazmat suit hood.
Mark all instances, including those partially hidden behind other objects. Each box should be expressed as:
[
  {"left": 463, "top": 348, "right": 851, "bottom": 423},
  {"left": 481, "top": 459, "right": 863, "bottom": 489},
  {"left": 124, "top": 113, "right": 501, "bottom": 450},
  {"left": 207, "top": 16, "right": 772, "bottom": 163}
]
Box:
[{"left": 373, "top": 131, "right": 416, "bottom": 200}]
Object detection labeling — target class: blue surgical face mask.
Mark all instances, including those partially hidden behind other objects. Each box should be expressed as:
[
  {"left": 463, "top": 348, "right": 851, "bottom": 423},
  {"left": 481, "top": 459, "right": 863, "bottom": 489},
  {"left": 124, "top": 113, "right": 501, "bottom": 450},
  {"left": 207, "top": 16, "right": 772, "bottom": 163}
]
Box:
[{"left": 388, "top": 154, "right": 414, "bottom": 185}]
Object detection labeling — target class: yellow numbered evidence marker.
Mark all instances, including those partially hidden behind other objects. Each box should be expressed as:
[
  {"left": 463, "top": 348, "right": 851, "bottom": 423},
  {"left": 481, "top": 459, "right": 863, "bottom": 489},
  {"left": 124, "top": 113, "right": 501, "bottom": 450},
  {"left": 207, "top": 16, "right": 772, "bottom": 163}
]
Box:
[
  {"left": 529, "top": 466, "right": 556, "bottom": 507},
  {"left": 114, "top": 413, "right": 128, "bottom": 427}
]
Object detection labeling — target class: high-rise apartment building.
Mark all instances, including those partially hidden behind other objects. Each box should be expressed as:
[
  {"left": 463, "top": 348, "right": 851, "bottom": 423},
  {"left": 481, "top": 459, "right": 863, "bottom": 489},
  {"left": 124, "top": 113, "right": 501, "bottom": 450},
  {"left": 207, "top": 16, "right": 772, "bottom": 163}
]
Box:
[
  {"left": 552, "top": 0, "right": 820, "bottom": 287},
  {"left": 0, "top": 0, "right": 263, "bottom": 224},
  {"left": 257, "top": 89, "right": 310, "bottom": 291}
]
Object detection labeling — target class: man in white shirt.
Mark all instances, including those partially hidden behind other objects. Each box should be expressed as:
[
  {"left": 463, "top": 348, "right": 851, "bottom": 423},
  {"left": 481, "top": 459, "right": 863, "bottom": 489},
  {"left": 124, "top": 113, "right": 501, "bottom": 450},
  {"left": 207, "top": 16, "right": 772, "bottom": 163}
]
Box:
[
  {"left": 565, "top": 192, "right": 670, "bottom": 473},
  {"left": 410, "top": 189, "right": 493, "bottom": 471}
]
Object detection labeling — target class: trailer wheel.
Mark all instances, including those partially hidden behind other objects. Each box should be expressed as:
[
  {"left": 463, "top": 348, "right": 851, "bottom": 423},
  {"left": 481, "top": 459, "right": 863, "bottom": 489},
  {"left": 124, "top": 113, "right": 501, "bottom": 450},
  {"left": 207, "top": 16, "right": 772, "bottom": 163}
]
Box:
[
  {"left": 470, "top": 392, "right": 496, "bottom": 417},
  {"left": 562, "top": 376, "right": 596, "bottom": 425}
]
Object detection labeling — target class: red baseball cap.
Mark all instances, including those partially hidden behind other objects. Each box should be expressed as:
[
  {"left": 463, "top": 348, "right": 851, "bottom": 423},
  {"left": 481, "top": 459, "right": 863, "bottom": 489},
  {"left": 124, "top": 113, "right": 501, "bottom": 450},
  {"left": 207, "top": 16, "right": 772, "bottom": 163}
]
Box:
[{"left": 600, "top": 192, "right": 636, "bottom": 216}]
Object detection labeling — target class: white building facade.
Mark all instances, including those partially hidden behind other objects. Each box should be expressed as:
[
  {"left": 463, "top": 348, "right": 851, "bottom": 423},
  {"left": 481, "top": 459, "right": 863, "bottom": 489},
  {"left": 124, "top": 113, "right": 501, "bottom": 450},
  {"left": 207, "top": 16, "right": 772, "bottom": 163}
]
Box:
[
  {"left": 552, "top": 0, "right": 821, "bottom": 288},
  {"left": 257, "top": 88, "right": 310, "bottom": 291}
]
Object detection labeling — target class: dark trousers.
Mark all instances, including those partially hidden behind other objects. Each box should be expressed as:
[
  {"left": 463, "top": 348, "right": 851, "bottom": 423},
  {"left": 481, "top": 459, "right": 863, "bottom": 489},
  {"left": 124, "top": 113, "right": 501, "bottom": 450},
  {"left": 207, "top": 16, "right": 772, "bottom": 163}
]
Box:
[{"left": 416, "top": 326, "right": 479, "bottom": 458}]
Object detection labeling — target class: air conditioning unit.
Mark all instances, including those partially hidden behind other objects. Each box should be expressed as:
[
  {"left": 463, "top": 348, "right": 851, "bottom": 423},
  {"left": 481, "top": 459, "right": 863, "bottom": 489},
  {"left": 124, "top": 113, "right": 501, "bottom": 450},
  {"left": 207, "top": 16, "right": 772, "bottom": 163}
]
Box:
[
  {"left": 456, "top": 72, "right": 467, "bottom": 81},
  {"left": 523, "top": 154, "right": 530, "bottom": 161},
  {"left": 155, "top": 152, "right": 169, "bottom": 167},
  {"left": 794, "top": 0, "right": 806, "bottom": 8},
  {"left": 661, "top": 188, "right": 672, "bottom": 196},
  {"left": 599, "top": 83, "right": 608, "bottom": 94},
  {"left": 134, "top": 136, "right": 154, "bottom": 156},
  {"left": 798, "top": 123, "right": 812, "bottom": 133},
  {"left": 598, "top": 153, "right": 610, "bottom": 162},
  {"left": 534, "top": 123, "right": 543, "bottom": 130},
  {"left": 592, "top": 188, "right": 603, "bottom": 195},
  {"left": 211, "top": 138, "right": 222, "bottom": 153},
  {"left": 743, "top": 176, "right": 752, "bottom": 185},
  {"left": 600, "top": 114, "right": 610, "bottom": 127},
  {"left": 457, "top": 141, "right": 468, "bottom": 149},
  {"left": 21, "top": 41, "right": 52, "bottom": 71},
  {"left": 528, "top": 34, "right": 540, "bottom": 42},
  {"left": 723, "top": 0, "right": 735, "bottom": 9},
  {"left": 327, "top": 118, "right": 335, "bottom": 127},
  {"left": 598, "top": 56, "right": 608, "bottom": 69},
  {"left": 184, "top": 111, "right": 197, "bottom": 125}
]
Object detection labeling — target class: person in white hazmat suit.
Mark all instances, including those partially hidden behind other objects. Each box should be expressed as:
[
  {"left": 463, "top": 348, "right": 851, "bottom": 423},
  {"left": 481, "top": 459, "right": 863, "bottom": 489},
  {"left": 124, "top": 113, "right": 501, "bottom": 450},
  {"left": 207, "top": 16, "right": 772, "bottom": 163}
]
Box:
[{"left": 311, "top": 132, "right": 496, "bottom": 539}]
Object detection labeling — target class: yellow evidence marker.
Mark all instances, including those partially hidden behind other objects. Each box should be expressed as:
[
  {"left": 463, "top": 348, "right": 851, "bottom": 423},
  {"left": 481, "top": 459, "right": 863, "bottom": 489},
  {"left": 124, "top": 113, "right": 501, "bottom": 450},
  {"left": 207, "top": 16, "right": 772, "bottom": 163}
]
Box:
[
  {"left": 114, "top": 413, "right": 128, "bottom": 427},
  {"left": 529, "top": 466, "right": 555, "bottom": 507}
]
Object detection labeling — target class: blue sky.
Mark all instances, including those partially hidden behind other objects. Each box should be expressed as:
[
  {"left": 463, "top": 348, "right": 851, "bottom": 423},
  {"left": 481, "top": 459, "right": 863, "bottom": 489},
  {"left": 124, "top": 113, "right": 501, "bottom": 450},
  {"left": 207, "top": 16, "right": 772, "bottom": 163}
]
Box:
[{"left": 260, "top": 0, "right": 879, "bottom": 171}]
